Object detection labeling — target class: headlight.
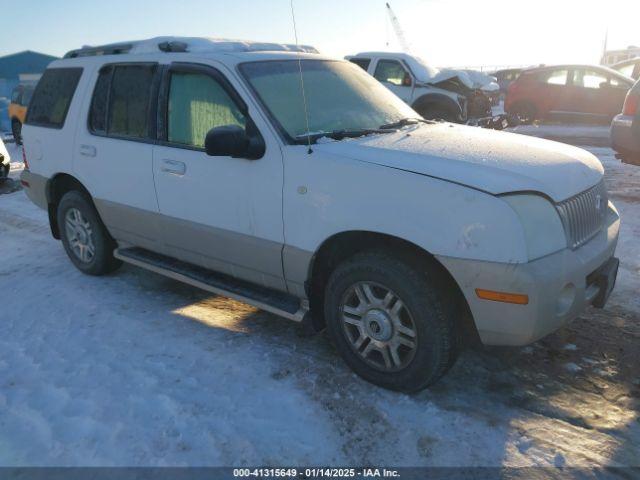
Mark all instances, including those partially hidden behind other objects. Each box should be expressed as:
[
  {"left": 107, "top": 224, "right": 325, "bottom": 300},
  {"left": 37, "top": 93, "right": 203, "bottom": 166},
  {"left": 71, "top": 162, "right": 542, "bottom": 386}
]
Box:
[{"left": 502, "top": 194, "right": 566, "bottom": 261}]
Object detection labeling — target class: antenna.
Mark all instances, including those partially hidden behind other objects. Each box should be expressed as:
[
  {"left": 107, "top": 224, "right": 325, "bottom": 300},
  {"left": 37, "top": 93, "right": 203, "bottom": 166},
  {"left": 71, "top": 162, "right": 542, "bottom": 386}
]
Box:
[{"left": 290, "top": 0, "right": 313, "bottom": 154}]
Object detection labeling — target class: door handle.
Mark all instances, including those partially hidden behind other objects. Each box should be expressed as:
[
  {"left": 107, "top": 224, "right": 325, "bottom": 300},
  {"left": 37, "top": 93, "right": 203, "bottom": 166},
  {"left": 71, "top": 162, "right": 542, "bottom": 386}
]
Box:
[
  {"left": 160, "top": 159, "right": 186, "bottom": 176},
  {"left": 79, "top": 144, "right": 96, "bottom": 157}
]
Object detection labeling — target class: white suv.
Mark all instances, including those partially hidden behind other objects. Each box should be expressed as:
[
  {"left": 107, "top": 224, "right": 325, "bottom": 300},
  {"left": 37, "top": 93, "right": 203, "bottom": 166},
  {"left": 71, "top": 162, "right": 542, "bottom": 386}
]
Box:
[{"left": 21, "top": 37, "right": 620, "bottom": 392}]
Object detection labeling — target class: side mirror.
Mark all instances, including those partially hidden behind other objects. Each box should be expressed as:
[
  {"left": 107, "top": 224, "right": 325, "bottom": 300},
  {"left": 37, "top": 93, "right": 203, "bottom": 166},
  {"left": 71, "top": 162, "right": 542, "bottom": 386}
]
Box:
[
  {"left": 204, "top": 125, "right": 264, "bottom": 160},
  {"left": 402, "top": 72, "right": 412, "bottom": 87}
]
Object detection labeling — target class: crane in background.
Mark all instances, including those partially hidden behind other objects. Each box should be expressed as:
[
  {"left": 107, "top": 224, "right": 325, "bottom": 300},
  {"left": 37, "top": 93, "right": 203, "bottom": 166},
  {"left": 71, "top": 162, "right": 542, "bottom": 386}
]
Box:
[{"left": 385, "top": 2, "right": 411, "bottom": 53}]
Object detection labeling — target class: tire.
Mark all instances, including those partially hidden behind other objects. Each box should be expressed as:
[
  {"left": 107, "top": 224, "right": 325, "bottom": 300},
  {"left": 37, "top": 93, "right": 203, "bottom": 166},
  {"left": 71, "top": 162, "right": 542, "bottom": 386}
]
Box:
[
  {"left": 324, "top": 250, "right": 459, "bottom": 392},
  {"left": 11, "top": 119, "right": 22, "bottom": 146},
  {"left": 57, "top": 190, "right": 122, "bottom": 275},
  {"left": 511, "top": 101, "right": 537, "bottom": 124}
]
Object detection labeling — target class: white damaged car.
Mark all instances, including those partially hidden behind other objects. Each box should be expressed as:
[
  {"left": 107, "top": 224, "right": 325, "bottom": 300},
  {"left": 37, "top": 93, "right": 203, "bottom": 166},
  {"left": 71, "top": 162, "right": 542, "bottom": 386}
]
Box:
[{"left": 21, "top": 37, "right": 619, "bottom": 391}]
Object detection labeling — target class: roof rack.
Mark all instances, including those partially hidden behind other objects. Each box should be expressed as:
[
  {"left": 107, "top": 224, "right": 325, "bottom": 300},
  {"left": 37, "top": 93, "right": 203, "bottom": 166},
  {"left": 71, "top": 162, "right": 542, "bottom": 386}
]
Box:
[
  {"left": 64, "top": 42, "right": 134, "bottom": 58},
  {"left": 63, "top": 37, "right": 319, "bottom": 59}
]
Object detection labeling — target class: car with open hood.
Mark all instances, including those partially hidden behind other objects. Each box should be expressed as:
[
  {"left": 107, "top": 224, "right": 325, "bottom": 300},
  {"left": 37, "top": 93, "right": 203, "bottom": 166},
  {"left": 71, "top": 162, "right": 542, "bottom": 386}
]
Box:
[{"left": 21, "top": 37, "right": 620, "bottom": 392}]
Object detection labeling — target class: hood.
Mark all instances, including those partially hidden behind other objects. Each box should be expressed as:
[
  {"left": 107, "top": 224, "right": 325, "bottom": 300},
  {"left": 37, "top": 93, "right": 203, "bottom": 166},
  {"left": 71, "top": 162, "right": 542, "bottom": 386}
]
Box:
[
  {"left": 459, "top": 69, "right": 500, "bottom": 92},
  {"left": 314, "top": 123, "right": 603, "bottom": 202},
  {"left": 401, "top": 55, "right": 475, "bottom": 89},
  {"left": 432, "top": 69, "right": 475, "bottom": 89}
]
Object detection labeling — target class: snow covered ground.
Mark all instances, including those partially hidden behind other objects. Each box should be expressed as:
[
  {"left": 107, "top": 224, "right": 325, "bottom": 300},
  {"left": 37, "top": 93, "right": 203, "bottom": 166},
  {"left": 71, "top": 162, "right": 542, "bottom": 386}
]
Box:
[{"left": 0, "top": 139, "right": 638, "bottom": 468}]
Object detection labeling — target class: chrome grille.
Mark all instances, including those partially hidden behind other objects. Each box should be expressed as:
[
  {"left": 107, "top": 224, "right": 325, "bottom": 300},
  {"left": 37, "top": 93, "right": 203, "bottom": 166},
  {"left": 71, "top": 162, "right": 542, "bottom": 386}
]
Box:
[{"left": 556, "top": 181, "right": 608, "bottom": 249}]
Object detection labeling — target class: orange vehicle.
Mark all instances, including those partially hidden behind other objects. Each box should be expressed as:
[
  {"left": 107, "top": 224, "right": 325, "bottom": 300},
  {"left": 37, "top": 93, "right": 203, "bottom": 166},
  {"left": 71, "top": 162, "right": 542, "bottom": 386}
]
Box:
[{"left": 8, "top": 84, "right": 34, "bottom": 144}]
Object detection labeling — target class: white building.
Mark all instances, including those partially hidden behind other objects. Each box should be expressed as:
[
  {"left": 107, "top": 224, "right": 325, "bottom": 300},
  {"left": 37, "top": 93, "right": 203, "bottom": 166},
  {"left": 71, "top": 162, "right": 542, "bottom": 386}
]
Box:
[{"left": 601, "top": 46, "right": 640, "bottom": 66}]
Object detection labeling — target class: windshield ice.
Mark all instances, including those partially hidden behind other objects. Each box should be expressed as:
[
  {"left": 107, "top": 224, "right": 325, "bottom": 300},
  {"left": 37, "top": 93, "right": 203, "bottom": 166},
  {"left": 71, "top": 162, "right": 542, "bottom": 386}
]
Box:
[{"left": 240, "top": 60, "right": 418, "bottom": 142}]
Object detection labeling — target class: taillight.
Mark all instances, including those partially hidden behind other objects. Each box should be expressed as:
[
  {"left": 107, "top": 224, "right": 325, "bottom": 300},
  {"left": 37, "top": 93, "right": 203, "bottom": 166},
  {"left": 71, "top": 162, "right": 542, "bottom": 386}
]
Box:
[
  {"left": 623, "top": 92, "right": 639, "bottom": 116},
  {"left": 21, "top": 145, "right": 29, "bottom": 170}
]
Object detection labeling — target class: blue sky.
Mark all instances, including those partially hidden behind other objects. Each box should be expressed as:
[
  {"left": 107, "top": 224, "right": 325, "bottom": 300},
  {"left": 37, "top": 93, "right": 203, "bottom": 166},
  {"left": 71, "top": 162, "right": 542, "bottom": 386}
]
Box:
[{"left": 3, "top": 0, "right": 638, "bottom": 68}]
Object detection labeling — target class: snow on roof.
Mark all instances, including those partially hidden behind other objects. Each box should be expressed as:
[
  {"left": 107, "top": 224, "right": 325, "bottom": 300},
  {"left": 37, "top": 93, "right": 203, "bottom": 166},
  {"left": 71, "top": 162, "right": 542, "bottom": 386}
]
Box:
[{"left": 65, "top": 36, "right": 318, "bottom": 58}]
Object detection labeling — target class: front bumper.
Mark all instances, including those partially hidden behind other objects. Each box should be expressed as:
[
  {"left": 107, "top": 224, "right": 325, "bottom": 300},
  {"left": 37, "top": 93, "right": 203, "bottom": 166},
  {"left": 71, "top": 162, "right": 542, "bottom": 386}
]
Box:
[{"left": 437, "top": 203, "right": 620, "bottom": 346}]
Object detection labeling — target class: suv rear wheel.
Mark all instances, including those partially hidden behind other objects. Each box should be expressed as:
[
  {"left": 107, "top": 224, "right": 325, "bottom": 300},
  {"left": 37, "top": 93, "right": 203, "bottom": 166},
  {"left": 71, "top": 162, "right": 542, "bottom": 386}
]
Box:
[
  {"left": 57, "top": 191, "right": 122, "bottom": 275},
  {"left": 324, "top": 251, "right": 458, "bottom": 392}
]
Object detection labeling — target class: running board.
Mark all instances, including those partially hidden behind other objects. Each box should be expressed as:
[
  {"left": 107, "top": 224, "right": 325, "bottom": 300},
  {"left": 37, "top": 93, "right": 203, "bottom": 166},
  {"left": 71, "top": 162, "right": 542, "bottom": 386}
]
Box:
[{"left": 114, "top": 247, "right": 308, "bottom": 322}]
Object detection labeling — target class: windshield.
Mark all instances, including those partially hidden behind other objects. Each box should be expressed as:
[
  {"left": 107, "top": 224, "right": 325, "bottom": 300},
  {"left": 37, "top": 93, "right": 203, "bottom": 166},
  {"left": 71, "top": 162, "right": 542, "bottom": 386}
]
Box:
[{"left": 240, "top": 60, "right": 418, "bottom": 142}]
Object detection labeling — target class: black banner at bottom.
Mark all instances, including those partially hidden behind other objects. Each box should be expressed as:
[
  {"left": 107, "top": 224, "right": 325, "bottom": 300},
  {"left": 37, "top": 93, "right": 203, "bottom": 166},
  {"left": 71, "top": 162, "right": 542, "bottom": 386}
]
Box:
[{"left": 0, "top": 467, "right": 638, "bottom": 480}]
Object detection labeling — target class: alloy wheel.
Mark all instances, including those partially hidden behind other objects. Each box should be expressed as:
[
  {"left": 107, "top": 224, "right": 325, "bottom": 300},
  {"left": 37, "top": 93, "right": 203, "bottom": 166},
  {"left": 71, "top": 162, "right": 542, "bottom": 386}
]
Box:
[
  {"left": 64, "top": 207, "right": 96, "bottom": 263},
  {"left": 340, "top": 281, "right": 418, "bottom": 372}
]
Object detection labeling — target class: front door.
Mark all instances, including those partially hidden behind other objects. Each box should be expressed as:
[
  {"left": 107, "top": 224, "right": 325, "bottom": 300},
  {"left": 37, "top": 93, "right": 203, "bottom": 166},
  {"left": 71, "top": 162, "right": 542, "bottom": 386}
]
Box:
[
  {"left": 373, "top": 59, "right": 413, "bottom": 103},
  {"left": 151, "top": 62, "right": 286, "bottom": 291}
]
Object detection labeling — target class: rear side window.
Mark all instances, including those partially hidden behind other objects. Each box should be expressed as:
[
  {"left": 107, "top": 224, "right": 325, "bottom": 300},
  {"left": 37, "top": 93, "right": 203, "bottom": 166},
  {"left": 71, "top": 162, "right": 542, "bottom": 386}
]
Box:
[
  {"left": 89, "top": 67, "right": 112, "bottom": 135},
  {"left": 618, "top": 63, "right": 635, "bottom": 78},
  {"left": 108, "top": 65, "right": 156, "bottom": 138},
  {"left": 541, "top": 69, "right": 568, "bottom": 85},
  {"left": 89, "top": 64, "right": 157, "bottom": 139},
  {"left": 349, "top": 58, "right": 371, "bottom": 71},
  {"left": 26, "top": 68, "right": 83, "bottom": 128}
]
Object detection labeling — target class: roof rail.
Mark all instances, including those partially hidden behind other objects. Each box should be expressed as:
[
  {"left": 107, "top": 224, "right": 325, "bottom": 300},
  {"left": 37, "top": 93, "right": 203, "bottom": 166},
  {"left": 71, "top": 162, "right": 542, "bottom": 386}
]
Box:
[
  {"left": 64, "top": 42, "right": 134, "bottom": 58},
  {"left": 63, "top": 37, "right": 319, "bottom": 59}
]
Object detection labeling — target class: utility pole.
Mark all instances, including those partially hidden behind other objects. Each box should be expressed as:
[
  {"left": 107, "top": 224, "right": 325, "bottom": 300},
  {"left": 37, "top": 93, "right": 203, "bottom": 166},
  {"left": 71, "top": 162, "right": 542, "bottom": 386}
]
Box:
[{"left": 601, "top": 28, "right": 608, "bottom": 65}]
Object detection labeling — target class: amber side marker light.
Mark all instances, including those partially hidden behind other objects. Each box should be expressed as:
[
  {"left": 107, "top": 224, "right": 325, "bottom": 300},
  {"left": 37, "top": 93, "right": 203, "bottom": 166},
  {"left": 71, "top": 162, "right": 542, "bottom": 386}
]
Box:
[{"left": 475, "top": 288, "right": 529, "bottom": 305}]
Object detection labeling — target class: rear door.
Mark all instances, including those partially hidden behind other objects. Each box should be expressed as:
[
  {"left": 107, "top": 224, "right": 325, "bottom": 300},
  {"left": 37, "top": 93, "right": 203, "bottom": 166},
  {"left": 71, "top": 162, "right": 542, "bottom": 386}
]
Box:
[
  {"left": 372, "top": 59, "right": 413, "bottom": 103},
  {"left": 151, "top": 62, "right": 286, "bottom": 291},
  {"left": 73, "top": 62, "right": 162, "bottom": 251}
]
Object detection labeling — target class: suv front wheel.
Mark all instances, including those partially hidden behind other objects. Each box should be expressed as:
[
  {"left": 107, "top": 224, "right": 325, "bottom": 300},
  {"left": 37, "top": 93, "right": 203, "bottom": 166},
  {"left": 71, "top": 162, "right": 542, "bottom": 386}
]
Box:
[
  {"left": 57, "top": 191, "right": 122, "bottom": 275},
  {"left": 324, "top": 251, "right": 459, "bottom": 392}
]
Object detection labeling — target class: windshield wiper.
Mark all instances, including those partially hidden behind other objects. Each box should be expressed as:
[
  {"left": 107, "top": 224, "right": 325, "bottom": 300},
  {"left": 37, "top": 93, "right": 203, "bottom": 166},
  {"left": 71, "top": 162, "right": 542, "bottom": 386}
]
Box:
[
  {"left": 379, "top": 117, "right": 433, "bottom": 129},
  {"left": 295, "top": 128, "right": 392, "bottom": 144}
]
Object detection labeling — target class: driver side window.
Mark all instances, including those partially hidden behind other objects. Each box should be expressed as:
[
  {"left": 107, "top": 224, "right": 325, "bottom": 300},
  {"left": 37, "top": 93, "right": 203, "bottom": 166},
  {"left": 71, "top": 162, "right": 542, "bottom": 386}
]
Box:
[
  {"left": 374, "top": 60, "right": 409, "bottom": 86},
  {"left": 168, "top": 71, "right": 246, "bottom": 148}
]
